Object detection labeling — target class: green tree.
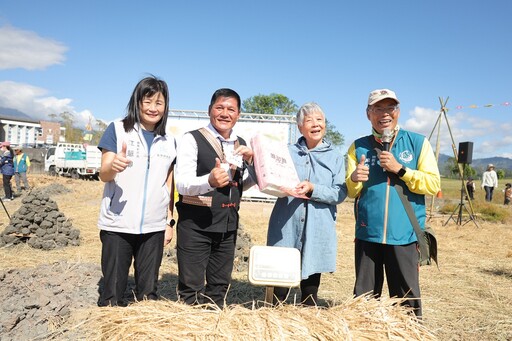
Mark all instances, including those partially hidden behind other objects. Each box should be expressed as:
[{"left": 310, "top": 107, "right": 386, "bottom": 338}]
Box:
[
  {"left": 242, "top": 93, "right": 297, "bottom": 115},
  {"left": 496, "top": 169, "right": 505, "bottom": 179},
  {"left": 242, "top": 93, "right": 344, "bottom": 147},
  {"left": 325, "top": 120, "right": 344, "bottom": 147},
  {"left": 91, "top": 119, "right": 108, "bottom": 145},
  {"left": 59, "top": 111, "right": 75, "bottom": 142},
  {"left": 59, "top": 111, "right": 84, "bottom": 143},
  {"left": 445, "top": 156, "right": 476, "bottom": 179},
  {"left": 463, "top": 164, "right": 476, "bottom": 179}
]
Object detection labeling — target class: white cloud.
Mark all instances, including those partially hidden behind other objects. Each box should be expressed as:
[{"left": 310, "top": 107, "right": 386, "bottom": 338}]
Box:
[
  {"left": 0, "top": 25, "right": 106, "bottom": 131},
  {"left": 0, "top": 25, "right": 67, "bottom": 70},
  {"left": 402, "top": 106, "right": 512, "bottom": 159},
  {"left": 401, "top": 106, "right": 439, "bottom": 135},
  {"left": 0, "top": 81, "right": 99, "bottom": 129}
]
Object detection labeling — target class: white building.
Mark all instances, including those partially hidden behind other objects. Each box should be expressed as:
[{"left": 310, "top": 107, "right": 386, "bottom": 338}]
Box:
[{"left": 0, "top": 114, "right": 66, "bottom": 146}]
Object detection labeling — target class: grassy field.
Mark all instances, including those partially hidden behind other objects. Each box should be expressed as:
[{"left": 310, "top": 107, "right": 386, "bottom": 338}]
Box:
[
  {"left": 0, "top": 175, "right": 511, "bottom": 340},
  {"left": 434, "top": 177, "right": 512, "bottom": 223}
]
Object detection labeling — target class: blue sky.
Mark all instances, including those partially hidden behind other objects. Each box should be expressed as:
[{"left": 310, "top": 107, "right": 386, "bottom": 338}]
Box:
[{"left": 0, "top": 1, "right": 511, "bottom": 159}]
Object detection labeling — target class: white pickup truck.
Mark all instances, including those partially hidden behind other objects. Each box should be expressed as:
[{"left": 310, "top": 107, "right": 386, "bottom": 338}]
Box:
[{"left": 44, "top": 143, "right": 102, "bottom": 180}]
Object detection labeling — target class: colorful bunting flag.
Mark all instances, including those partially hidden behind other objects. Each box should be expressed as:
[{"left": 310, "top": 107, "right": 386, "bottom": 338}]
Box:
[{"left": 449, "top": 101, "right": 511, "bottom": 110}]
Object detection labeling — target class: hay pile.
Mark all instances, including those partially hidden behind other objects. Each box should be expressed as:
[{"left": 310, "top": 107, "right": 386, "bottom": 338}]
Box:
[{"left": 57, "top": 296, "right": 435, "bottom": 340}]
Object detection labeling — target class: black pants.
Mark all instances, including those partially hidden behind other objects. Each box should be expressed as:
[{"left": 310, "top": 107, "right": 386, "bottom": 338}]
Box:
[
  {"left": 466, "top": 186, "right": 474, "bottom": 200},
  {"left": 354, "top": 239, "right": 422, "bottom": 318},
  {"left": 273, "top": 273, "right": 322, "bottom": 306},
  {"left": 176, "top": 224, "right": 236, "bottom": 308},
  {"left": 98, "top": 230, "right": 164, "bottom": 307},
  {"left": 2, "top": 174, "right": 12, "bottom": 199}
]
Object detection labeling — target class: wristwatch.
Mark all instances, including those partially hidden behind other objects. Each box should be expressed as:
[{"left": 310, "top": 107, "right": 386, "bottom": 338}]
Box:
[
  {"left": 166, "top": 219, "right": 176, "bottom": 227},
  {"left": 397, "top": 166, "right": 407, "bottom": 178}
]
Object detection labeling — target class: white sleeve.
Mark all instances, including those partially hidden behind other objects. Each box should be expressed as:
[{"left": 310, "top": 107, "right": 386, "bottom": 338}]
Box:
[{"left": 175, "top": 132, "right": 215, "bottom": 196}]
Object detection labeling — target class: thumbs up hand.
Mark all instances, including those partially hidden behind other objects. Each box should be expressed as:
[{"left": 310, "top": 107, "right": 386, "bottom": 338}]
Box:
[
  {"left": 208, "top": 157, "right": 230, "bottom": 188},
  {"left": 350, "top": 154, "right": 369, "bottom": 183},
  {"left": 111, "top": 141, "right": 132, "bottom": 173}
]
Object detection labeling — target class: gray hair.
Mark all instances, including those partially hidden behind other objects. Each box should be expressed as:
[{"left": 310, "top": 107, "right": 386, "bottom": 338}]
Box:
[{"left": 296, "top": 102, "right": 325, "bottom": 126}]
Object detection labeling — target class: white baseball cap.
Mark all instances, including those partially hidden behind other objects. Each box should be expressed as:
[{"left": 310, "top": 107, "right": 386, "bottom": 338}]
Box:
[{"left": 368, "top": 89, "right": 400, "bottom": 105}]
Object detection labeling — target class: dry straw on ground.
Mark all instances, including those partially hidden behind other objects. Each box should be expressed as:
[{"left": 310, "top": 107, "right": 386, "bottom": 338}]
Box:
[{"left": 61, "top": 296, "right": 434, "bottom": 341}]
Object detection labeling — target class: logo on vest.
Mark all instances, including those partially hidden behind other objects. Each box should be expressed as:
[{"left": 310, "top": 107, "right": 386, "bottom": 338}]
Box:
[{"left": 399, "top": 150, "right": 414, "bottom": 164}]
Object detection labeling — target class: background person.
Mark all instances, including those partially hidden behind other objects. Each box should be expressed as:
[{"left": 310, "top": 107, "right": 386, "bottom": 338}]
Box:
[
  {"left": 346, "top": 89, "right": 440, "bottom": 318},
  {"left": 504, "top": 183, "right": 511, "bottom": 205},
  {"left": 266, "top": 102, "right": 347, "bottom": 306},
  {"left": 96, "top": 75, "right": 176, "bottom": 307},
  {"left": 174, "top": 88, "right": 255, "bottom": 308},
  {"left": 465, "top": 177, "right": 475, "bottom": 200},
  {"left": 13, "top": 146, "right": 31, "bottom": 194},
  {"left": 481, "top": 164, "right": 498, "bottom": 202},
  {"left": 0, "top": 142, "right": 15, "bottom": 201}
]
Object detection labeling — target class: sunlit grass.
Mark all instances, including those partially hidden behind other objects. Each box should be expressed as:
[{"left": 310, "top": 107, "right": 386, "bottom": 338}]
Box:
[{"left": 438, "top": 177, "right": 512, "bottom": 223}]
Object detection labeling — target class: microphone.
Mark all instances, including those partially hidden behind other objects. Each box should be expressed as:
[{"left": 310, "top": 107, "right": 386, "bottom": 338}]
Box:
[{"left": 382, "top": 128, "right": 393, "bottom": 152}]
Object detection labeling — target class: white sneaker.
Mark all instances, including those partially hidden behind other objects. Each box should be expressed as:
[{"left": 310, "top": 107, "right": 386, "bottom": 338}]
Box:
[{"left": 2, "top": 197, "right": 11, "bottom": 202}]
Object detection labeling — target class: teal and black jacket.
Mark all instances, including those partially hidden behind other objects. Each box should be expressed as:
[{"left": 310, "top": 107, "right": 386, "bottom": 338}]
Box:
[{"left": 346, "top": 128, "right": 441, "bottom": 245}]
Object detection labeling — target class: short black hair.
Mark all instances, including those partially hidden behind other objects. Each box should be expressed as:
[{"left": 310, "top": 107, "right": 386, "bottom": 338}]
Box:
[{"left": 208, "top": 88, "right": 241, "bottom": 112}]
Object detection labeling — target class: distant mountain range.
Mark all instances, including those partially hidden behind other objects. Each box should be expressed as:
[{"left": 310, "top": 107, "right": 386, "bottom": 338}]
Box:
[
  {"left": 0, "top": 107, "right": 35, "bottom": 121},
  {"left": 438, "top": 154, "right": 512, "bottom": 175}
]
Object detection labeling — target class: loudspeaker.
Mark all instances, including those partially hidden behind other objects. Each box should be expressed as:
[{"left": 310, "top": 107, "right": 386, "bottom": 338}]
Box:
[{"left": 458, "top": 141, "right": 473, "bottom": 164}]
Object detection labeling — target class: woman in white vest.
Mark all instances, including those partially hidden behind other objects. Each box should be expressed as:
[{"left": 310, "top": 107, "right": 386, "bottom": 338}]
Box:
[{"left": 97, "top": 75, "right": 177, "bottom": 307}]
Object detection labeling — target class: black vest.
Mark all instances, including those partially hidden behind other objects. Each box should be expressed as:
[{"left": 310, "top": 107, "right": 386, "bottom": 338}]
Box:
[{"left": 176, "top": 129, "right": 246, "bottom": 233}]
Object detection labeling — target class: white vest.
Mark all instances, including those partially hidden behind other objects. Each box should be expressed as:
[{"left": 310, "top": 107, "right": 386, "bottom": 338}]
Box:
[{"left": 98, "top": 121, "right": 176, "bottom": 234}]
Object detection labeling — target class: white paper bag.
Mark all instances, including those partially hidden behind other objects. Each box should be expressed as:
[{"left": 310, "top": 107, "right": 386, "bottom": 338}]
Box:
[{"left": 250, "top": 134, "right": 300, "bottom": 197}]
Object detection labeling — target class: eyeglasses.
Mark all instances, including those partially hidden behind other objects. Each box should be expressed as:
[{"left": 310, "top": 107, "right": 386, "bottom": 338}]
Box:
[{"left": 371, "top": 105, "right": 399, "bottom": 114}]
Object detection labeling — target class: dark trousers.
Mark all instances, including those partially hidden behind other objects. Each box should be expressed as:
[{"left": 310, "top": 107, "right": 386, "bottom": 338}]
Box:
[
  {"left": 2, "top": 174, "right": 12, "bottom": 199},
  {"left": 466, "top": 186, "right": 474, "bottom": 200},
  {"left": 176, "top": 224, "right": 236, "bottom": 308},
  {"left": 484, "top": 186, "right": 494, "bottom": 202},
  {"left": 354, "top": 239, "right": 422, "bottom": 318},
  {"left": 273, "top": 273, "right": 322, "bottom": 306},
  {"left": 98, "top": 230, "right": 164, "bottom": 307}
]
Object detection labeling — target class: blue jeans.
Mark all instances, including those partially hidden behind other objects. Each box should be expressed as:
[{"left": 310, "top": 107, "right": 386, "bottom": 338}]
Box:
[{"left": 484, "top": 186, "right": 494, "bottom": 202}]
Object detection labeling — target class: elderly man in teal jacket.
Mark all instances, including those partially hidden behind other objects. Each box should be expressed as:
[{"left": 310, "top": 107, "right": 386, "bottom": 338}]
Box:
[{"left": 346, "top": 89, "right": 440, "bottom": 318}]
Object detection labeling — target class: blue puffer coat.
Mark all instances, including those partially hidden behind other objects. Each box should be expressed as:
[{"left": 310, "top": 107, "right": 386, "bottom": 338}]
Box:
[{"left": 0, "top": 150, "right": 14, "bottom": 176}]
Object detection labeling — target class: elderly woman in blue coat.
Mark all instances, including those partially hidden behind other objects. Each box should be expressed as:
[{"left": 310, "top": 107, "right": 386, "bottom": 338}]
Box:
[{"left": 267, "top": 102, "right": 347, "bottom": 306}]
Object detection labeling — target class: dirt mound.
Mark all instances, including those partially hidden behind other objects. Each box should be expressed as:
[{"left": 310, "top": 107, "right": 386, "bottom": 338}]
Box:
[
  {"left": 38, "top": 183, "right": 72, "bottom": 197},
  {"left": 0, "top": 189, "right": 80, "bottom": 249},
  {"left": 0, "top": 223, "right": 253, "bottom": 340},
  {"left": 0, "top": 261, "right": 101, "bottom": 340}
]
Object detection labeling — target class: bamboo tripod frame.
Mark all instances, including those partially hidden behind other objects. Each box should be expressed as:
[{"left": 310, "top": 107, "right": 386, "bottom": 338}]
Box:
[{"left": 428, "top": 97, "right": 479, "bottom": 228}]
